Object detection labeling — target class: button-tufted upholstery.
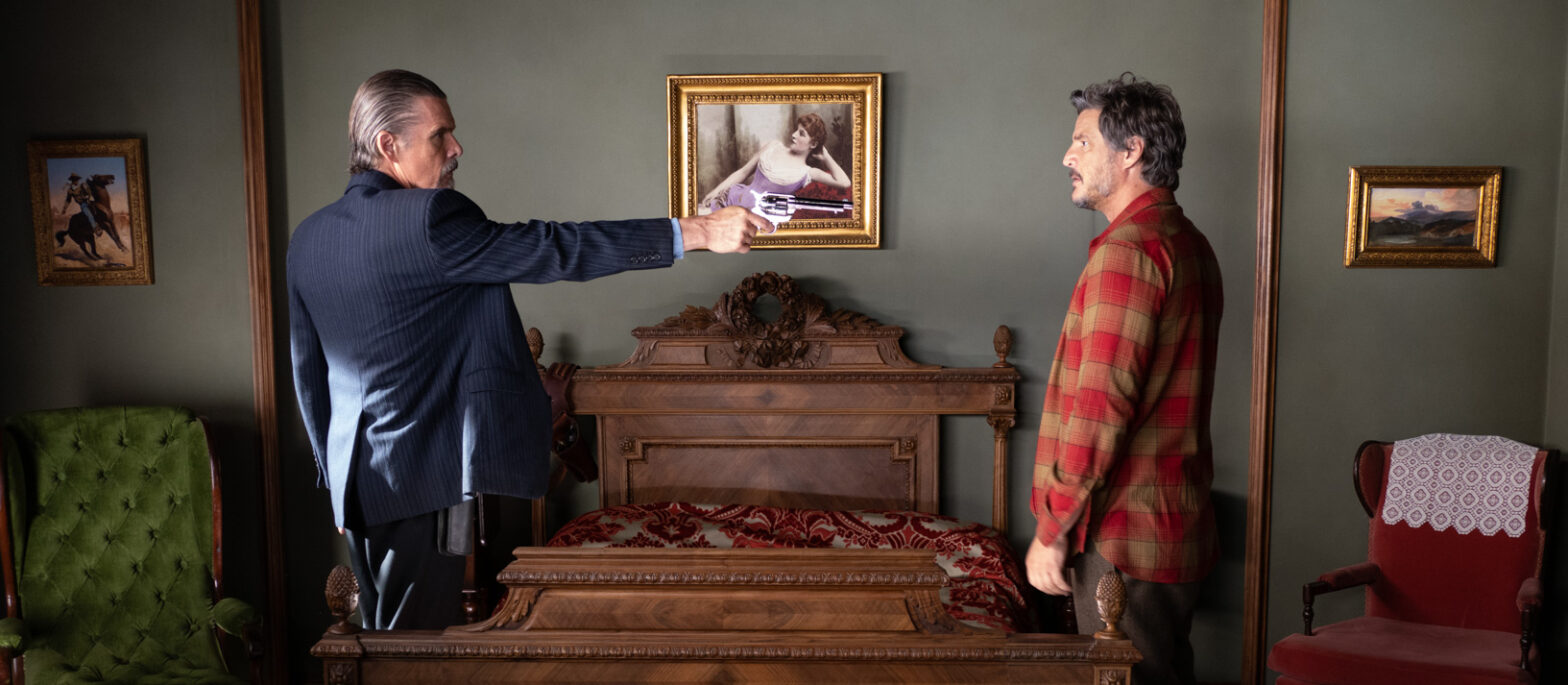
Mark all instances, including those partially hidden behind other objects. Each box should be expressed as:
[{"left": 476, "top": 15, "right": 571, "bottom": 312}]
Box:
[{"left": 0, "top": 407, "right": 255, "bottom": 684}]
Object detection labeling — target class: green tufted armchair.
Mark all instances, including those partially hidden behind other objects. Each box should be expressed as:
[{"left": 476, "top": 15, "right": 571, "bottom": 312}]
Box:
[{"left": 0, "top": 406, "right": 260, "bottom": 684}]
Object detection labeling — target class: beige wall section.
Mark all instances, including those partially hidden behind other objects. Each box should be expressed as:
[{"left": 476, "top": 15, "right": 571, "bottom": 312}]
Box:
[
  {"left": 272, "top": 1, "right": 1260, "bottom": 680},
  {"left": 1272, "top": 0, "right": 1568, "bottom": 682}
]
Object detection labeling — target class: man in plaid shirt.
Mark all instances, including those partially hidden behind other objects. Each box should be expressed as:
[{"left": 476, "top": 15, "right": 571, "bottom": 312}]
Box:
[{"left": 1027, "top": 74, "right": 1222, "bottom": 685}]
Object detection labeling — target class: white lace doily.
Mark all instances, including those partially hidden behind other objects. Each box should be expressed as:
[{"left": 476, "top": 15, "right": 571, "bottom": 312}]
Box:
[{"left": 1380, "top": 434, "right": 1535, "bottom": 537}]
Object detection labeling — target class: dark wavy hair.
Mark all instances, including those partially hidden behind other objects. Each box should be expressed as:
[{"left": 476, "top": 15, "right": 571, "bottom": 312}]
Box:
[{"left": 1070, "top": 73, "right": 1185, "bottom": 191}]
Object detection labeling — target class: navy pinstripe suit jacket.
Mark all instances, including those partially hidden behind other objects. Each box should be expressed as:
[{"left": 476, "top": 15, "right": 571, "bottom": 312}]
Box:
[{"left": 288, "top": 171, "right": 674, "bottom": 527}]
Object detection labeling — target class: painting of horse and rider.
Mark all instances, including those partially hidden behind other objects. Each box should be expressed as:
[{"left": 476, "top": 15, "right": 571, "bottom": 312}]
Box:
[{"left": 28, "top": 138, "right": 153, "bottom": 285}]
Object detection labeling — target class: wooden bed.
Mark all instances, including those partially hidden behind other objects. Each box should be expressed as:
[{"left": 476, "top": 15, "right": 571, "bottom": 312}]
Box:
[{"left": 311, "top": 272, "right": 1140, "bottom": 684}]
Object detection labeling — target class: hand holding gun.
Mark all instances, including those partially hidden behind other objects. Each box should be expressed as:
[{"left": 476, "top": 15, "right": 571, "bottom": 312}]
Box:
[{"left": 749, "top": 190, "right": 853, "bottom": 226}]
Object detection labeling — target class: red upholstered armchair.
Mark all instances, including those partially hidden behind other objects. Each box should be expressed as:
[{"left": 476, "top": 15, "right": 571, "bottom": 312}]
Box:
[{"left": 1268, "top": 434, "right": 1557, "bottom": 685}]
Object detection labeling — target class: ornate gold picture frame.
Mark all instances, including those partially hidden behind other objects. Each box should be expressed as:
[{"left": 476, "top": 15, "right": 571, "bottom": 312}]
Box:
[
  {"left": 28, "top": 138, "right": 154, "bottom": 285},
  {"left": 669, "top": 73, "right": 882, "bottom": 249},
  {"left": 1345, "top": 166, "right": 1501, "bottom": 268}
]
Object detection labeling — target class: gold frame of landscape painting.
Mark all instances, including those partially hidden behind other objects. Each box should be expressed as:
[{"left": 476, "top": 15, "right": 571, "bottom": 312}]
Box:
[
  {"left": 669, "top": 73, "right": 882, "bottom": 248},
  {"left": 28, "top": 138, "right": 154, "bottom": 285},
  {"left": 1344, "top": 166, "right": 1501, "bottom": 268}
]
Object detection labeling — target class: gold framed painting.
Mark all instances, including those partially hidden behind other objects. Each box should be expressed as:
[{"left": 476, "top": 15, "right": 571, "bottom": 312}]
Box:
[
  {"left": 669, "top": 73, "right": 882, "bottom": 248},
  {"left": 1344, "top": 166, "right": 1501, "bottom": 268},
  {"left": 28, "top": 138, "right": 153, "bottom": 285}
]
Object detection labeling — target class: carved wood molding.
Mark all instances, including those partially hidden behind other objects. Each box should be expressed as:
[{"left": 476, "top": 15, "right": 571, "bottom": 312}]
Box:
[
  {"left": 345, "top": 641, "right": 1139, "bottom": 662},
  {"left": 452, "top": 586, "right": 541, "bottom": 632},
  {"left": 494, "top": 568, "right": 950, "bottom": 587},
  {"left": 656, "top": 272, "right": 881, "bottom": 333},
  {"left": 904, "top": 590, "right": 977, "bottom": 635},
  {"left": 323, "top": 662, "right": 357, "bottom": 685},
  {"left": 579, "top": 370, "right": 1019, "bottom": 383},
  {"left": 620, "top": 437, "right": 919, "bottom": 459},
  {"left": 311, "top": 640, "right": 366, "bottom": 658},
  {"left": 613, "top": 272, "right": 937, "bottom": 370}
]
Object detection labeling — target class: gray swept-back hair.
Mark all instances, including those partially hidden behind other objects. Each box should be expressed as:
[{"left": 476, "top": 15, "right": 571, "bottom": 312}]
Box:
[
  {"left": 1070, "top": 73, "right": 1185, "bottom": 191},
  {"left": 347, "top": 69, "right": 447, "bottom": 175}
]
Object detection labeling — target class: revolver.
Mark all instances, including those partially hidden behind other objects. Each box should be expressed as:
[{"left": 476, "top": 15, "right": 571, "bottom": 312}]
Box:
[{"left": 750, "top": 190, "right": 853, "bottom": 226}]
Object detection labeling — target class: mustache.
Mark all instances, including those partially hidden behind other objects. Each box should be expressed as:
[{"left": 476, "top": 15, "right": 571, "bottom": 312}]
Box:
[{"left": 442, "top": 159, "right": 460, "bottom": 176}]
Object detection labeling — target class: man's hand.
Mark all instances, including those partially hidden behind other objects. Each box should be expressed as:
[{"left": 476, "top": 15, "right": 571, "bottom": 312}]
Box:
[
  {"left": 679, "top": 206, "right": 773, "bottom": 253},
  {"left": 1026, "top": 534, "right": 1072, "bottom": 596}
]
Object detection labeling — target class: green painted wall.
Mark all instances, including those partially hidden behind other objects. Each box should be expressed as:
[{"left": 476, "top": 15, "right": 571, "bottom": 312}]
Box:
[
  {"left": 1, "top": 0, "right": 268, "bottom": 662},
  {"left": 1270, "top": 0, "right": 1568, "bottom": 681}
]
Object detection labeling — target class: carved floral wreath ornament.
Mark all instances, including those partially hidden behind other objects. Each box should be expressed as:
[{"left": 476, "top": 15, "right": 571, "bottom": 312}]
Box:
[{"left": 657, "top": 272, "right": 880, "bottom": 368}]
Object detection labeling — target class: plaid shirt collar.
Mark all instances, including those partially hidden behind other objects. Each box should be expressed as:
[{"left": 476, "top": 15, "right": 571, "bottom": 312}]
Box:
[{"left": 1089, "top": 187, "right": 1176, "bottom": 252}]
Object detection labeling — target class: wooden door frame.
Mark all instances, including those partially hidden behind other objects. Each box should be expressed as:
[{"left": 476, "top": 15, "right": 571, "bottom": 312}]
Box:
[
  {"left": 1243, "top": 1, "right": 1287, "bottom": 682},
  {"left": 236, "top": 0, "right": 288, "bottom": 681}
]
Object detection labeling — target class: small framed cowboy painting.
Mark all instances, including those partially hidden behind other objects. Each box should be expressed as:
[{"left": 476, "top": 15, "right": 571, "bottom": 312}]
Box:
[{"left": 28, "top": 138, "right": 153, "bottom": 285}]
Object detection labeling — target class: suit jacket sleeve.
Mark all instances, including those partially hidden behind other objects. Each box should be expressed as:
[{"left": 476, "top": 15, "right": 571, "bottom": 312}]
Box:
[
  {"left": 287, "top": 276, "right": 331, "bottom": 486},
  {"left": 422, "top": 189, "right": 675, "bottom": 283}
]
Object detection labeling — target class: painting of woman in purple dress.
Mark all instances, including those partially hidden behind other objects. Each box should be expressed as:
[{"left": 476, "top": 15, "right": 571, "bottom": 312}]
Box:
[{"left": 696, "top": 105, "right": 852, "bottom": 218}]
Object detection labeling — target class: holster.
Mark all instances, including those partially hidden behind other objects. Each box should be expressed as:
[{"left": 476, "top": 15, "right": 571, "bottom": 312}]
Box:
[{"left": 540, "top": 362, "right": 595, "bottom": 483}]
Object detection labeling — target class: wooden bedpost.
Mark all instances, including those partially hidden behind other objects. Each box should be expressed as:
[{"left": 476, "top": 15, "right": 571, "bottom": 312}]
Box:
[{"left": 989, "top": 325, "right": 1017, "bottom": 534}]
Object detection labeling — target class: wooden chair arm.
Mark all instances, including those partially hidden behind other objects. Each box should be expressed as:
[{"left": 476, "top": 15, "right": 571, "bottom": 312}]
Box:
[
  {"left": 1317, "top": 561, "right": 1380, "bottom": 591},
  {"left": 1302, "top": 562, "right": 1380, "bottom": 635},
  {"left": 1519, "top": 577, "right": 1541, "bottom": 673},
  {"left": 1517, "top": 576, "right": 1541, "bottom": 612}
]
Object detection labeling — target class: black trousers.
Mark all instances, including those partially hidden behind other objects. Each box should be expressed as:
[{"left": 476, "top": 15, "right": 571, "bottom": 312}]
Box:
[
  {"left": 344, "top": 509, "right": 466, "bottom": 630},
  {"left": 1070, "top": 546, "right": 1202, "bottom": 685}
]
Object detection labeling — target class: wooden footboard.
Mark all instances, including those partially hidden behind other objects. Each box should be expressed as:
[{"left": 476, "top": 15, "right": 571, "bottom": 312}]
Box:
[{"left": 312, "top": 548, "right": 1139, "bottom": 684}]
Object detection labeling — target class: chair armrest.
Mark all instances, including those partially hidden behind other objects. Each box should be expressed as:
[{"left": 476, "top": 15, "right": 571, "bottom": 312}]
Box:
[
  {"left": 1517, "top": 577, "right": 1541, "bottom": 612},
  {"left": 0, "top": 616, "right": 26, "bottom": 684},
  {"left": 1518, "top": 577, "right": 1541, "bottom": 673},
  {"left": 213, "top": 598, "right": 264, "bottom": 683},
  {"left": 1317, "top": 561, "right": 1380, "bottom": 591},
  {"left": 212, "top": 597, "right": 259, "bottom": 637},
  {"left": 1302, "top": 562, "right": 1380, "bottom": 636},
  {"left": 0, "top": 617, "right": 26, "bottom": 650}
]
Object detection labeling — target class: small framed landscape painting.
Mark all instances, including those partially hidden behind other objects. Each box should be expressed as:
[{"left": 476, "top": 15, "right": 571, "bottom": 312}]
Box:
[{"left": 1344, "top": 166, "right": 1500, "bottom": 268}]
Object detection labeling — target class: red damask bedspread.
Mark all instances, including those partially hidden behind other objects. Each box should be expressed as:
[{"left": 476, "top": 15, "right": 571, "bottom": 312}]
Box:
[{"left": 547, "top": 502, "right": 1035, "bottom": 632}]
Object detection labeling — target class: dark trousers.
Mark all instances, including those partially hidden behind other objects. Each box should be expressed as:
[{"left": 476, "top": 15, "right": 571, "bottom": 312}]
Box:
[
  {"left": 1070, "top": 547, "right": 1201, "bottom": 685},
  {"left": 344, "top": 509, "right": 466, "bottom": 630}
]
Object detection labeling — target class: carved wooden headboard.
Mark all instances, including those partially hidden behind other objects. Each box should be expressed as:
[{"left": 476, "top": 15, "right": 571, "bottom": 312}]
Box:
[{"left": 567, "top": 272, "right": 1021, "bottom": 532}]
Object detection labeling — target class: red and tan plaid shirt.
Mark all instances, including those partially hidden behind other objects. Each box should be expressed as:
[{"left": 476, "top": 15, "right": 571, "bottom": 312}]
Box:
[{"left": 1031, "top": 188, "right": 1222, "bottom": 584}]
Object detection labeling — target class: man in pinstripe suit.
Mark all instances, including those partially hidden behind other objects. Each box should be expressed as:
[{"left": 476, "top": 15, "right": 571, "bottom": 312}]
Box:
[{"left": 288, "top": 69, "right": 770, "bottom": 629}]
